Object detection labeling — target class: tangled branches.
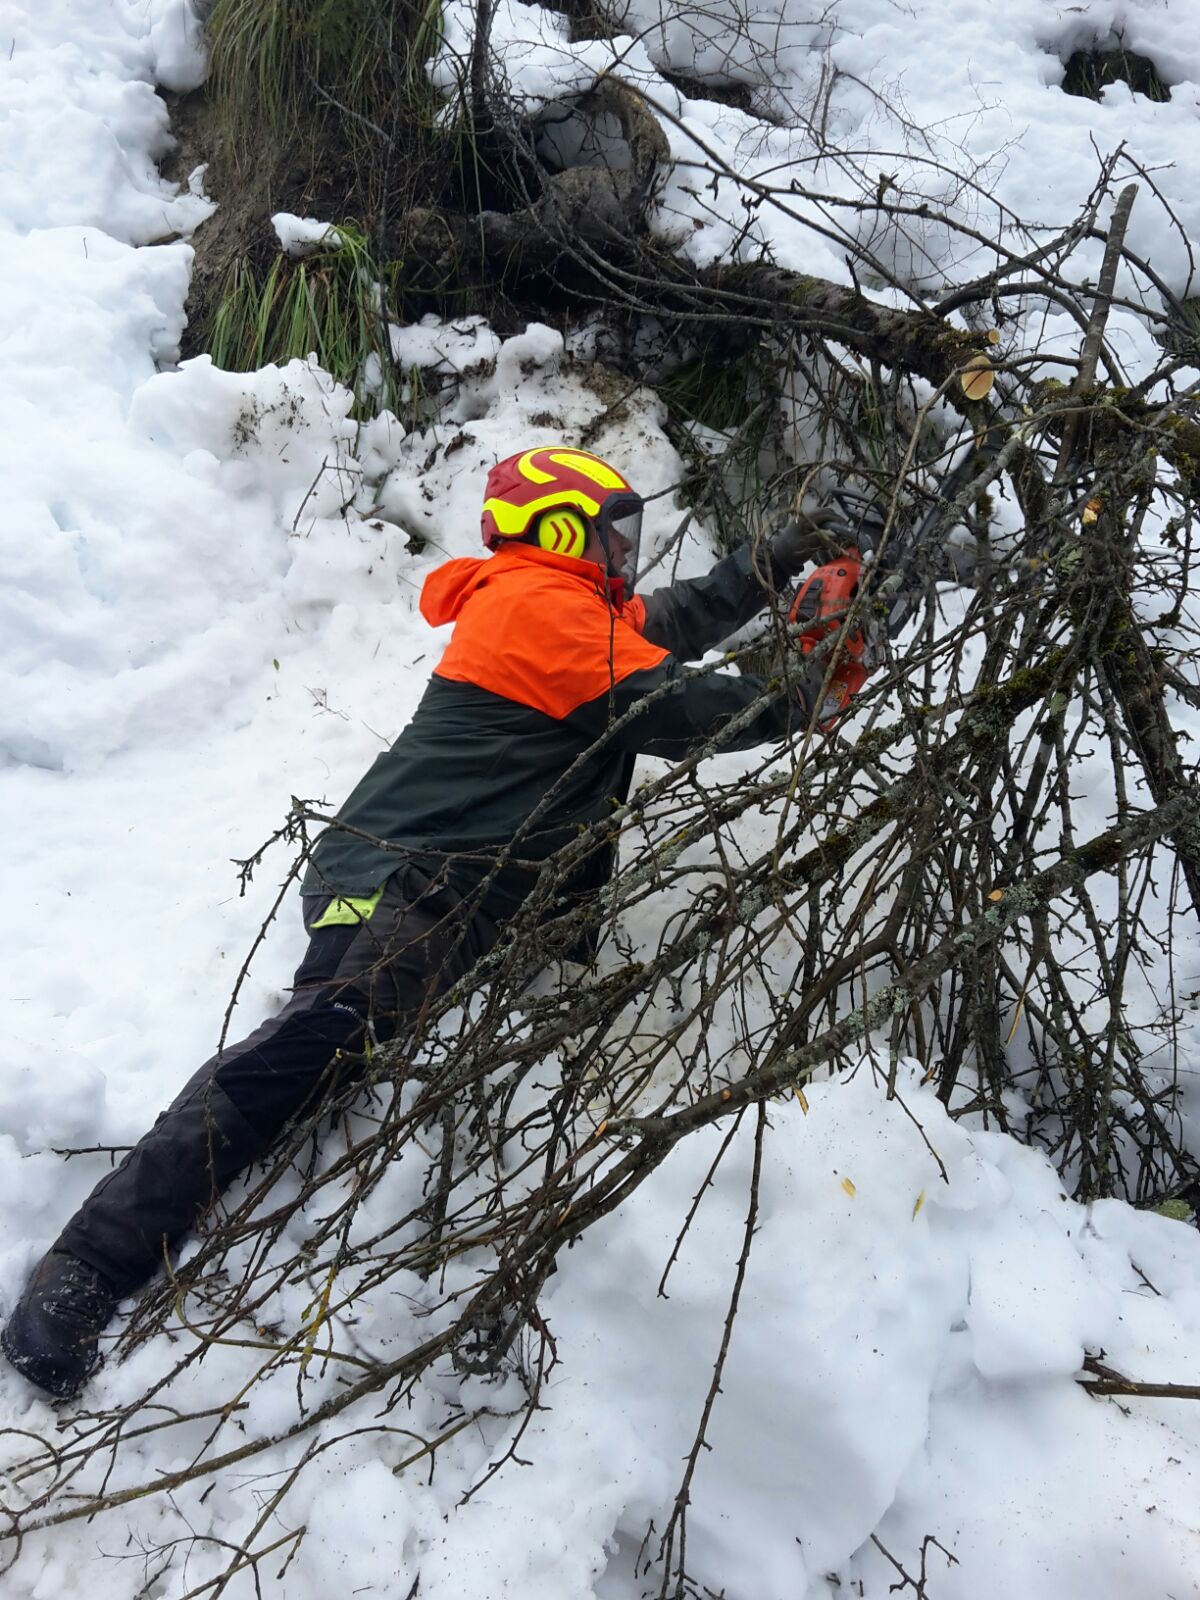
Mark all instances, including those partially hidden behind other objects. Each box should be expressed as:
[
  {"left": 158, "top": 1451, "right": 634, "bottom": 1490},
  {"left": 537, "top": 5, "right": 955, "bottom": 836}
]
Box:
[
  {"left": 5, "top": 410, "right": 1200, "bottom": 1580},
  {"left": 5, "top": 10, "right": 1200, "bottom": 1594}
]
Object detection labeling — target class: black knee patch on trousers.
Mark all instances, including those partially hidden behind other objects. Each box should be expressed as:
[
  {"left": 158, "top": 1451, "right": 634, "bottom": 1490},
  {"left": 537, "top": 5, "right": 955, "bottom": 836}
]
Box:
[
  {"left": 55, "top": 867, "right": 500, "bottom": 1297},
  {"left": 213, "top": 988, "right": 373, "bottom": 1138},
  {"left": 58, "top": 988, "right": 378, "bottom": 1295}
]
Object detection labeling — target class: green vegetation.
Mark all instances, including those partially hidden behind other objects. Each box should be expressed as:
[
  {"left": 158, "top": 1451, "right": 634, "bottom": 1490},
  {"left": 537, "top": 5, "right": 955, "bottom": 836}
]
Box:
[
  {"left": 208, "top": 225, "right": 406, "bottom": 417},
  {"left": 194, "top": 0, "right": 511, "bottom": 374},
  {"left": 660, "top": 348, "right": 758, "bottom": 435},
  {"left": 206, "top": 0, "right": 441, "bottom": 170},
  {"left": 660, "top": 342, "right": 776, "bottom": 545}
]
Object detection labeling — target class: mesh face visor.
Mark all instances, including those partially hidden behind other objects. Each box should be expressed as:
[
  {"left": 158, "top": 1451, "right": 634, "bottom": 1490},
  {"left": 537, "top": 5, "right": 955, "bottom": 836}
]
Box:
[{"left": 598, "top": 494, "right": 644, "bottom": 592}]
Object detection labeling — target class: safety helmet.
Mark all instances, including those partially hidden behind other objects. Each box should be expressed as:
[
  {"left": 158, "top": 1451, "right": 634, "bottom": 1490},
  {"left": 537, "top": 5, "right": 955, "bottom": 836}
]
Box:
[{"left": 481, "top": 445, "right": 644, "bottom": 592}]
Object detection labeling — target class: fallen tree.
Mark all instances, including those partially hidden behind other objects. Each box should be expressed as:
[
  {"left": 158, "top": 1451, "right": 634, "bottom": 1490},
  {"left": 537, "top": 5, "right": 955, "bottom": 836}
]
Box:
[{"left": 4, "top": 1, "right": 1200, "bottom": 1593}]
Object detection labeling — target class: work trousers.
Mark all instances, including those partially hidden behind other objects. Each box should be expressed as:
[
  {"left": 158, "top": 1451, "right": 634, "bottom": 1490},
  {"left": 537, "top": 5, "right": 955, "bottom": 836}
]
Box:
[{"left": 58, "top": 863, "right": 498, "bottom": 1296}]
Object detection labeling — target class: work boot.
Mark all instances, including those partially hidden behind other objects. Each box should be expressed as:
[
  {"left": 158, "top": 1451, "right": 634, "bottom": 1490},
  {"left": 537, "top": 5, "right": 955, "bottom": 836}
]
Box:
[{"left": 1, "top": 1250, "right": 118, "bottom": 1399}]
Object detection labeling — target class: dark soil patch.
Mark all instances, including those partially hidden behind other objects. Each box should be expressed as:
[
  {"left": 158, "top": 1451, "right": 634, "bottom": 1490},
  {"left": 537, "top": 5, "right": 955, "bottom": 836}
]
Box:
[{"left": 1061, "top": 44, "right": 1171, "bottom": 102}]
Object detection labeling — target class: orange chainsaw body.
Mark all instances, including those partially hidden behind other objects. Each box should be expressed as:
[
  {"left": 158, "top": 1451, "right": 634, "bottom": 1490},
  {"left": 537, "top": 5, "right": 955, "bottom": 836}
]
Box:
[{"left": 788, "top": 548, "right": 872, "bottom": 718}]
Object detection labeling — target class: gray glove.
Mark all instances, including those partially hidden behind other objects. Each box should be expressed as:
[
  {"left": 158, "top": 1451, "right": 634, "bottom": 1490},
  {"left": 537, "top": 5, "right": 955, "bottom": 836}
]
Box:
[{"left": 768, "top": 506, "right": 845, "bottom": 578}]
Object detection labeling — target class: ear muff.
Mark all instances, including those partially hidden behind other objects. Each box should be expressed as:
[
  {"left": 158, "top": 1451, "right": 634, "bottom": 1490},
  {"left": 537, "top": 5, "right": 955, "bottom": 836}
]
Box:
[{"left": 536, "top": 509, "right": 588, "bottom": 559}]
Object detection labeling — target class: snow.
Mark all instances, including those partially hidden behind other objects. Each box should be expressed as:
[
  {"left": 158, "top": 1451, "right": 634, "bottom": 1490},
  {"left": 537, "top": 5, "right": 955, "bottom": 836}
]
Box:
[
  {"left": 436, "top": 0, "right": 1200, "bottom": 379},
  {"left": 0, "top": 1, "right": 213, "bottom": 243},
  {"left": 148, "top": 0, "right": 209, "bottom": 94},
  {"left": 1, "top": 0, "right": 1200, "bottom": 1596},
  {"left": 271, "top": 212, "right": 345, "bottom": 257}
]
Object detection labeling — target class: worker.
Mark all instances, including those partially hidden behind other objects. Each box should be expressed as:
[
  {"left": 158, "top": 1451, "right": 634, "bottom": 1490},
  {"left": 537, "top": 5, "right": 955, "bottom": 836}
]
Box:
[{"left": 2, "top": 444, "right": 837, "bottom": 1398}]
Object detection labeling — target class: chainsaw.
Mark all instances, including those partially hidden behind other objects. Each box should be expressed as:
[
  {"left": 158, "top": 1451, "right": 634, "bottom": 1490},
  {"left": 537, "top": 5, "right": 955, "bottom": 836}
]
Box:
[{"left": 788, "top": 431, "right": 1002, "bottom": 723}]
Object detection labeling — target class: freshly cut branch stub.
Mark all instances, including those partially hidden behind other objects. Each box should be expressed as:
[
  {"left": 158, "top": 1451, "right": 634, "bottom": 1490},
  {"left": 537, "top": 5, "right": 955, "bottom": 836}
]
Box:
[{"left": 959, "top": 354, "right": 995, "bottom": 400}]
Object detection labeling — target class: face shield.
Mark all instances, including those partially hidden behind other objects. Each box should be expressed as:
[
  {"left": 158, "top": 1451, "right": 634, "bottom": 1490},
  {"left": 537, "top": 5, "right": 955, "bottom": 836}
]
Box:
[{"left": 596, "top": 493, "right": 644, "bottom": 593}]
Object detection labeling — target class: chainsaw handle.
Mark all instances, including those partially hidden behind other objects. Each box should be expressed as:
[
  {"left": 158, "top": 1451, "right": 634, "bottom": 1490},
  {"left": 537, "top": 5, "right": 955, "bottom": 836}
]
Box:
[{"left": 788, "top": 550, "right": 863, "bottom": 633}]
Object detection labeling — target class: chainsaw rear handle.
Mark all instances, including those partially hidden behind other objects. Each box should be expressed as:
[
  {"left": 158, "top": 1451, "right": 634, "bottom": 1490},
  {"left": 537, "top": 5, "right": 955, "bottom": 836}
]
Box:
[{"left": 789, "top": 550, "right": 862, "bottom": 630}]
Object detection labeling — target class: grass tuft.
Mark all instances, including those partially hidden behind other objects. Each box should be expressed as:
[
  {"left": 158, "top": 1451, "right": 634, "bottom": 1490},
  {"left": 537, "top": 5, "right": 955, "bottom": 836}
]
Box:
[
  {"left": 208, "top": 225, "right": 406, "bottom": 418},
  {"left": 660, "top": 351, "right": 757, "bottom": 435},
  {"left": 206, "top": 0, "right": 443, "bottom": 172}
]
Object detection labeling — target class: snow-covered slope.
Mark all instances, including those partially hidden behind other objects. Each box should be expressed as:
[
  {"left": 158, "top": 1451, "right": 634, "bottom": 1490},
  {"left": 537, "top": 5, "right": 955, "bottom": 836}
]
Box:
[{"left": 2, "top": 1, "right": 1199, "bottom": 1596}]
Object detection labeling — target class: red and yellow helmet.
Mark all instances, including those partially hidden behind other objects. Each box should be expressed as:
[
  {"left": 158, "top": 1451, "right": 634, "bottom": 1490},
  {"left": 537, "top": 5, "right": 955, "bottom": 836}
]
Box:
[{"left": 481, "top": 445, "right": 644, "bottom": 588}]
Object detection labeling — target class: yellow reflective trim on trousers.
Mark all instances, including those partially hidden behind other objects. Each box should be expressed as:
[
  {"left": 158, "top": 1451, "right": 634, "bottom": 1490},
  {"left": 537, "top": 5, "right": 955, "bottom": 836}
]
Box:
[{"left": 309, "top": 887, "right": 385, "bottom": 929}]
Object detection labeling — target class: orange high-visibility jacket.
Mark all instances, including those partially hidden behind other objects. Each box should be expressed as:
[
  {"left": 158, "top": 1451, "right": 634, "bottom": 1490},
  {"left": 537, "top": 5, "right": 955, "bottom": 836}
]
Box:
[{"left": 304, "top": 540, "right": 798, "bottom": 935}]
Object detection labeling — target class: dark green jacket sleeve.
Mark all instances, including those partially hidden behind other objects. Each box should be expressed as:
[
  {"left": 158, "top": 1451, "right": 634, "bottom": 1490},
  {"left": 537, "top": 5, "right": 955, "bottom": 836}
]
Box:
[
  {"left": 639, "top": 542, "right": 788, "bottom": 662},
  {"left": 567, "top": 657, "right": 799, "bottom": 759}
]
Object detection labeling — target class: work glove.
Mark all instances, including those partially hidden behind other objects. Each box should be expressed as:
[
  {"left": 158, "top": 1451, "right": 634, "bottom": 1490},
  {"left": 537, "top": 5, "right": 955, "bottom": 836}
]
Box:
[
  {"left": 772, "top": 648, "right": 827, "bottom": 726},
  {"left": 767, "top": 506, "right": 845, "bottom": 578},
  {"left": 773, "top": 635, "right": 869, "bottom": 732}
]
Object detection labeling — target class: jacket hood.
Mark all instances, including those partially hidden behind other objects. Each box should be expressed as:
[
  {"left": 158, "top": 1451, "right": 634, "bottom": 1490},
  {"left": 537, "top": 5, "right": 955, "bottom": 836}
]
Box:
[
  {"left": 419, "top": 556, "right": 490, "bottom": 628},
  {"left": 420, "top": 543, "right": 626, "bottom": 629}
]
